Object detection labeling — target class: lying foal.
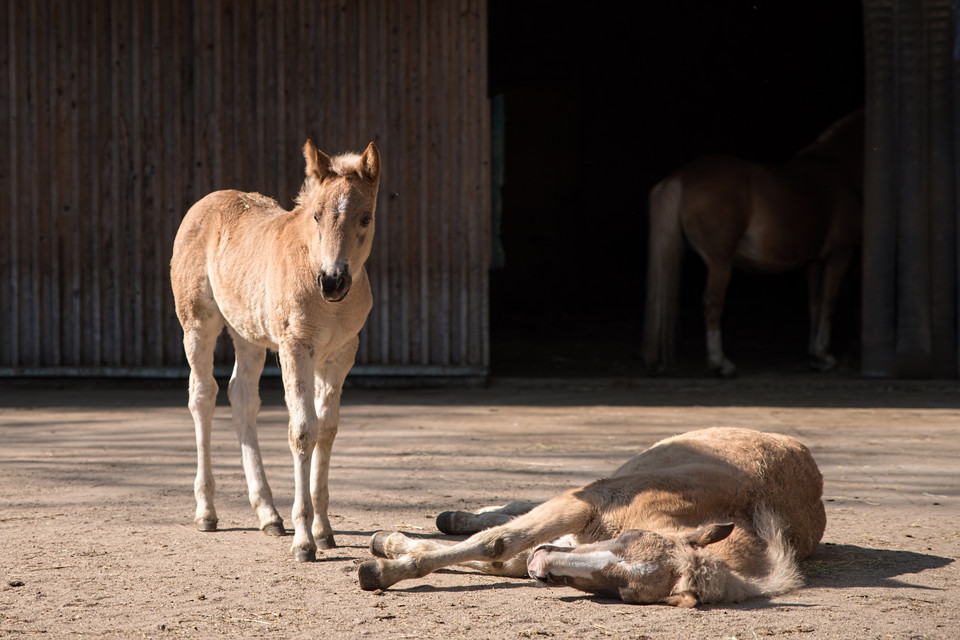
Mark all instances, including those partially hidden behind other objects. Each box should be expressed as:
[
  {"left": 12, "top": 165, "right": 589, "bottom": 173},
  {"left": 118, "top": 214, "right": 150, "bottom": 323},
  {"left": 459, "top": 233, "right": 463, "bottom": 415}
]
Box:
[{"left": 358, "top": 427, "right": 825, "bottom": 606}]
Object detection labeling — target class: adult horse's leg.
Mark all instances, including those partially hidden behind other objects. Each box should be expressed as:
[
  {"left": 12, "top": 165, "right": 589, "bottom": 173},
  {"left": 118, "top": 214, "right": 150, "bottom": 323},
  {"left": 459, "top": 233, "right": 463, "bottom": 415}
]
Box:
[
  {"left": 643, "top": 177, "right": 685, "bottom": 375},
  {"left": 278, "top": 341, "right": 321, "bottom": 561},
  {"left": 310, "top": 338, "right": 358, "bottom": 549},
  {"left": 808, "top": 253, "right": 853, "bottom": 371},
  {"left": 183, "top": 314, "right": 224, "bottom": 532},
  {"left": 703, "top": 261, "right": 737, "bottom": 377},
  {"left": 227, "top": 329, "right": 284, "bottom": 536},
  {"left": 806, "top": 261, "right": 825, "bottom": 365}
]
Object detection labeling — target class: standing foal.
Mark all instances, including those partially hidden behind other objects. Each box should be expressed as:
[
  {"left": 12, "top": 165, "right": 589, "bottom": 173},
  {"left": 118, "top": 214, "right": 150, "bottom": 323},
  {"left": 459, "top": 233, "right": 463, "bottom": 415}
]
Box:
[{"left": 171, "top": 140, "right": 380, "bottom": 561}]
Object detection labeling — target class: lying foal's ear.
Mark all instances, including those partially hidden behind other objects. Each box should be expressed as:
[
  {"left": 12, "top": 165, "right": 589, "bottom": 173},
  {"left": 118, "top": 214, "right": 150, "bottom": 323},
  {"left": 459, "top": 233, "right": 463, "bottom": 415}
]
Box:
[
  {"left": 360, "top": 141, "right": 381, "bottom": 183},
  {"left": 303, "top": 139, "right": 333, "bottom": 183},
  {"left": 685, "top": 523, "right": 735, "bottom": 548},
  {"left": 662, "top": 591, "right": 699, "bottom": 608}
]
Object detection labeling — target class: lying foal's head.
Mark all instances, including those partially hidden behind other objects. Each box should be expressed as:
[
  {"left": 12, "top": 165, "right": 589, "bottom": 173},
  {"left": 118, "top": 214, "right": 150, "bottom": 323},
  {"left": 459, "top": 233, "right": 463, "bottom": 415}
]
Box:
[
  {"left": 527, "top": 524, "right": 738, "bottom": 606},
  {"left": 298, "top": 140, "right": 381, "bottom": 302}
]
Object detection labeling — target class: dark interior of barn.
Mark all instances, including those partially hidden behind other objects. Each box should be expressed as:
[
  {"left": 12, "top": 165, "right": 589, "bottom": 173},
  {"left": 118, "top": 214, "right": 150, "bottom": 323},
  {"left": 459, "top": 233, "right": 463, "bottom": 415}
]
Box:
[{"left": 486, "top": 1, "right": 866, "bottom": 377}]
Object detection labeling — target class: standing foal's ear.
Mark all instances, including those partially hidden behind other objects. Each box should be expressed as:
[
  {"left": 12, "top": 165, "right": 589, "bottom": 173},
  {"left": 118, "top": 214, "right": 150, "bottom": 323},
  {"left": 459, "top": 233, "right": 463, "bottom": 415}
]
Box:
[
  {"left": 360, "top": 142, "right": 381, "bottom": 183},
  {"left": 684, "top": 523, "right": 735, "bottom": 548},
  {"left": 303, "top": 139, "right": 333, "bottom": 183}
]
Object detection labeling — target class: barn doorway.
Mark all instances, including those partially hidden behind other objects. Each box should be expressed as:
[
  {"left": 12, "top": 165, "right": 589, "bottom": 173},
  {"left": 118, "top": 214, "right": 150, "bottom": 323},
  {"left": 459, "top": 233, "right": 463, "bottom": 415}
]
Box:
[{"left": 487, "top": 1, "right": 865, "bottom": 377}]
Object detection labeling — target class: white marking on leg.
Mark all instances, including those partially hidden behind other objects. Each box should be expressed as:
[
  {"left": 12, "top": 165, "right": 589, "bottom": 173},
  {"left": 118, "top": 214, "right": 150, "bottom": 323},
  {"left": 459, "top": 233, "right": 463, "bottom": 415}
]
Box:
[{"left": 707, "top": 329, "right": 724, "bottom": 368}]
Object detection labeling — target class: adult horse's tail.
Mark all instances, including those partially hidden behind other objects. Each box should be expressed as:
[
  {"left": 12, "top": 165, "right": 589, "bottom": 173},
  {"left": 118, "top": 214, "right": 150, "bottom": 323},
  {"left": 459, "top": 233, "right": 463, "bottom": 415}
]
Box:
[{"left": 642, "top": 176, "right": 685, "bottom": 374}]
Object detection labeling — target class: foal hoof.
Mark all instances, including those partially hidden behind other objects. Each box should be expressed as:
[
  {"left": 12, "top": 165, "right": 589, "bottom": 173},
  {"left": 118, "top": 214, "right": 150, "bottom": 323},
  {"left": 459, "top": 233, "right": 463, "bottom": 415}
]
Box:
[
  {"left": 358, "top": 561, "right": 385, "bottom": 591},
  {"left": 436, "top": 511, "right": 456, "bottom": 534},
  {"left": 316, "top": 534, "right": 337, "bottom": 550},
  {"left": 369, "top": 531, "right": 392, "bottom": 558},
  {"left": 261, "top": 522, "right": 286, "bottom": 537},
  {"left": 195, "top": 518, "right": 218, "bottom": 532},
  {"left": 292, "top": 546, "right": 317, "bottom": 563},
  {"left": 436, "top": 510, "right": 470, "bottom": 535}
]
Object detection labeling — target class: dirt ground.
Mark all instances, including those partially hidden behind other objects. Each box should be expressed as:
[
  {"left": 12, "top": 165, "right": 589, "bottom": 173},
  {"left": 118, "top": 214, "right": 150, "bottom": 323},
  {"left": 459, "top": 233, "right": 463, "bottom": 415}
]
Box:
[{"left": 1, "top": 374, "right": 958, "bottom": 639}]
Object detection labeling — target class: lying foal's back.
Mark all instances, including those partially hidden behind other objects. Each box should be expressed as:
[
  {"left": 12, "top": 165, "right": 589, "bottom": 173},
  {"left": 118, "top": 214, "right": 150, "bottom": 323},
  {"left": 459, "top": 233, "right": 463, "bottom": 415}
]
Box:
[{"left": 591, "top": 427, "right": 825, "bottom": 559}]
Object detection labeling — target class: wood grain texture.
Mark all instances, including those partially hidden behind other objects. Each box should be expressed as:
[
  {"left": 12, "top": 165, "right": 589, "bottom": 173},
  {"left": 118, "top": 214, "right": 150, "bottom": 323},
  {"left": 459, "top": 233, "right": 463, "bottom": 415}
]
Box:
[{"left": 1, "top": 0, "right": 491, "bottom": 376}]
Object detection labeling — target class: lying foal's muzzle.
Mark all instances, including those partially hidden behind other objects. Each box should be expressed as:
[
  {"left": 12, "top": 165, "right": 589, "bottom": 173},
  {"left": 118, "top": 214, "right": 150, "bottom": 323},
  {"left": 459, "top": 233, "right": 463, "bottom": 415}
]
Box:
[
  {"left": 527, "top": 543, "right": 575, "bottom": 586},
  {"left": 318, "top": 269, "right": 352, "bottom": 302}
]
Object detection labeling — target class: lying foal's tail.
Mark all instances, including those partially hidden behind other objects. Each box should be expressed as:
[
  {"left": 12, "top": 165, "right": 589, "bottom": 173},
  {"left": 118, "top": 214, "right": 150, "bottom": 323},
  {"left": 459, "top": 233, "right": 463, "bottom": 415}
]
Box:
[{"left": 642, "top": 176, "right": 685, "bottom": 374}]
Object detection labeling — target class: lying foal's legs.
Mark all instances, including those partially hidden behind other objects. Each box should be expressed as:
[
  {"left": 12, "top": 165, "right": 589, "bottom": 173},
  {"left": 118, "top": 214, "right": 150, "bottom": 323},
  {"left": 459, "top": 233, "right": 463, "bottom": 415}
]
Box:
[
  {"left": 436, "top": 501, "right": 541, "bottom": 535},
  {"left": 358, "top": 490, "right": 594, "bottom": 591},
  {"left": 369, "top": 531, "right": 530, "bottom": 578}
]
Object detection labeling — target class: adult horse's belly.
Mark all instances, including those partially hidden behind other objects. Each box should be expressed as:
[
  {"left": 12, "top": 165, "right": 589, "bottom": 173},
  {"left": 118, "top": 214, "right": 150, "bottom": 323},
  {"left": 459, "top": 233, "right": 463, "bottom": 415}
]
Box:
[{"left": 735, "top": 209, "right": 828, "bottom": 272}]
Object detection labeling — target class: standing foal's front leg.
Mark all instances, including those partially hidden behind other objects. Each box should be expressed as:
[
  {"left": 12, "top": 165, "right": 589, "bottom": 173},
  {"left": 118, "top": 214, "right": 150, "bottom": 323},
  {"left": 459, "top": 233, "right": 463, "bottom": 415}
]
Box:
[
  {"left": 309, "top": 339, "right": 357, "bottom": 549},
  {"left": 279, "top": 342, "right": 322, "bottom": 562}
]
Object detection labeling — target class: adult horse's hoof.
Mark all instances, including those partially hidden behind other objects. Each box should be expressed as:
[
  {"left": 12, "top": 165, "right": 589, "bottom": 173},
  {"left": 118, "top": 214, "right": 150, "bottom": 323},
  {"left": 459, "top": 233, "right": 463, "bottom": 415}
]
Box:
[
  {"left": 713, "top": 361, "right": 738, "bottom": 379},
  {"left": 292, "top": 545, "right": 317, "bottom": 562},
  {"left": 358, "top": 560, "right": 385, "bottom": 591},
  {"left": 262, "top": 522, "right": 286, "bottom": 537},
  {"left": 316, "top": 534, "right": 337, "bottom": 550},
  {"left": 195, "top": 518, "right": 218, "bottom": 532},
  {"left": 809, "top": 355, "right": 837, "bottom": 372}
]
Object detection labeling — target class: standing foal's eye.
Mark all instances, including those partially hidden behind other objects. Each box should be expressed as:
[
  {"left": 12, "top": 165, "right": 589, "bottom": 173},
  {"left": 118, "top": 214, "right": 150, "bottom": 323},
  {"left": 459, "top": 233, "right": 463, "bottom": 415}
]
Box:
[
  {"left": 360, "top": 213, "right": 373, "bottom": 227},
  {"left": 313, "top": 210, "right": 321, "bottom": 222}
]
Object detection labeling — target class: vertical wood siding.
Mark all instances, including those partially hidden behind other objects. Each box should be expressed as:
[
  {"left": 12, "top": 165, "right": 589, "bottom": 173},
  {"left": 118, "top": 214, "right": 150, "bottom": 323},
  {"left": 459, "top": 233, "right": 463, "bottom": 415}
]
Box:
[
  {"left": 862, "top": 0, "right": 959, "bottom": 378},
  {"left": 1, "top": 0, "right": 490, "bottom": 376}
]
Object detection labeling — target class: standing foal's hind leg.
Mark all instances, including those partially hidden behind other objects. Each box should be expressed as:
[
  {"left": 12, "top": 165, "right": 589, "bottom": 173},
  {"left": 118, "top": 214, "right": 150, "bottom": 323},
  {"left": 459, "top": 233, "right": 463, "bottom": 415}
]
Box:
[
  {"left": 183, "top": 316, "right": 224, "bottom": 532},
  {"left": 228, "top": 329, "right": 284, "bottom": 536},
  {"left": 703, "top": 261, "right": 737, "bottom": 377}
]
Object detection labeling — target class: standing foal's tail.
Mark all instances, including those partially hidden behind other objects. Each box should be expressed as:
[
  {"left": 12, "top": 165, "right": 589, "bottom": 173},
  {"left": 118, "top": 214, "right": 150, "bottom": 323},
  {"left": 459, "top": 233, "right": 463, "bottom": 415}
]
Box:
[{"left": 642, "top": 176, "right": 685, "bottom": 375}]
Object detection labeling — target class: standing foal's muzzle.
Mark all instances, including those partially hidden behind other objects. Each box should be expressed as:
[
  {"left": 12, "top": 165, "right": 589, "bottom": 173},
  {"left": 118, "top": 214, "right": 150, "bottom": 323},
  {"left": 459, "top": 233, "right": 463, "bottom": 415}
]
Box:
[{"left": 318, "top": 269, "right": 352, "bottom": 302}]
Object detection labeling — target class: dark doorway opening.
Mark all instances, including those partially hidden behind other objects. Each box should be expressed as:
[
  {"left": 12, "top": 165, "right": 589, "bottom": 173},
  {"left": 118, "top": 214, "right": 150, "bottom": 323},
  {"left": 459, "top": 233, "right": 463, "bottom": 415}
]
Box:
[{"left": 488, "top": 1, "right": 865, "bottom": 377}]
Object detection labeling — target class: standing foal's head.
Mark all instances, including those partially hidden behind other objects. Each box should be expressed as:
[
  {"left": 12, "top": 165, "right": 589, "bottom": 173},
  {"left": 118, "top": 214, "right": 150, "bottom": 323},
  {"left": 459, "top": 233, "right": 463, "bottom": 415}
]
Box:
[
  {"left": 526, "top": 524, "right": 735, "bottom": 606},
  {"left": 299, "top": 140, "right": 381, "bottom": 302}
]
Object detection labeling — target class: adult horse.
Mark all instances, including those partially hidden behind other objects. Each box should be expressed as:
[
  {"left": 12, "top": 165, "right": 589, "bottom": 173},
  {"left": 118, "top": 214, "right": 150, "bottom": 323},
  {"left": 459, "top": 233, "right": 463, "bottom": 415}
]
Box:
[
  {"left": 643, "top": 110, "right": 863, "bottom": 377},
  {"left": 171, "top": 140, "right": 380, "bottom": 561}
]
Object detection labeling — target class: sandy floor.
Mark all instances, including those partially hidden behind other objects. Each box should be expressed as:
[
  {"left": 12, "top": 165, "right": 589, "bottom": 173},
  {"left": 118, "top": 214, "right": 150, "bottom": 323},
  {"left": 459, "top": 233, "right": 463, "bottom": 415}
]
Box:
[{"left": 1, "top": 375, "right": 957, "bottom": 639}]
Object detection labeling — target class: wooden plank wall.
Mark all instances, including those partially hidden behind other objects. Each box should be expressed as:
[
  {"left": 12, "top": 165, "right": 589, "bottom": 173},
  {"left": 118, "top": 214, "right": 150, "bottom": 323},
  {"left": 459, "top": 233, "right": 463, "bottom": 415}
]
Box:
[
  {"left": 861, "top": 0, "right": 959, "bottom": 378},
  {"left": 0, "top": 0, "right": 491, "bottom": 376}
]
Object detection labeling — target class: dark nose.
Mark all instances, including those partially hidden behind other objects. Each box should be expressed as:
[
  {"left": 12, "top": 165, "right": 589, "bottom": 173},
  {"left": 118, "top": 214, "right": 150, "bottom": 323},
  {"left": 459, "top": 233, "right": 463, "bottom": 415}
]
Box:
[{"left": 318, "top": 270, "right": 351, "bottom": 301}]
